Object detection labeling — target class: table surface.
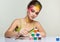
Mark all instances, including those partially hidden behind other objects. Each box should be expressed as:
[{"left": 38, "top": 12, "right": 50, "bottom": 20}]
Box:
[{"left": 0, "top": 37, "right": 58, "bottom": 42}]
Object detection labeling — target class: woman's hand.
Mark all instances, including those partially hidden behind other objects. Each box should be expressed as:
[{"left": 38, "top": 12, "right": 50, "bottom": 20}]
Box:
[
  {"left": 13, "top": 32, "right": 20, "bottom": 39},
  {"left": 19, "top": 28, "right": 29, "bottom": 36}
]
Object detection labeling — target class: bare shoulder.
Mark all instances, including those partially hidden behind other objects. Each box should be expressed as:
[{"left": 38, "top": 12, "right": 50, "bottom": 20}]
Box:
[
  {"left": 33, "top": 21, "right": 46, "bottom": 37},
  {"left": 14, "top": 18, "right": 20, "bottom": 22},
  {"left": 13, "top": 18, "right": 22, "bottom": 26},
  {"left": 33, "top": 20, "right": 44, "bottom": 29},
  {"left": 13, "top": 18, "right": 22, "bottom": 23},
  {"left": 6, "top": 18, "right": 22, "bottom": 31}
]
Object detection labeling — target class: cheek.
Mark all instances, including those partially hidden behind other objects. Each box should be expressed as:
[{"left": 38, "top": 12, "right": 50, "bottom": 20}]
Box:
[
  {"left": 28, "top": 10, "right": 33, "bottom": 15},
  {"left": 28, "top": 10, "right": 32, "bottom": 16},
  {"left": 35, "top": 15, "right": 38, "bottom": 17},
  {"left": 27, "top": 12, "right": 32, "bottom": 19},
  {"left": 27, "top": 12, "right": 31, "bottom": 17},
  {"left": 28, "top": 8, "right": 31, "bottom": 13},
  {"left": 27, "top": 9, "right": 34, "bottom": 17}
]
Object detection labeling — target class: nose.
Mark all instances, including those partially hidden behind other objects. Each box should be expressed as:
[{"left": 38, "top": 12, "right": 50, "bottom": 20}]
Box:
[{"left": 32, "top": 13, "right": 37, "bottom": 17}]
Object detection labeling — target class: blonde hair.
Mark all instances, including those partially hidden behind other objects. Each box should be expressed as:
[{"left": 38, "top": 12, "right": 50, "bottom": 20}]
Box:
[{"left": 27, "top": 0, "right": 42, "bottom": 10}]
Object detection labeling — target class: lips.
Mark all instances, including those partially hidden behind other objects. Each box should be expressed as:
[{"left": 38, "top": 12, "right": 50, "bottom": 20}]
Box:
[{"left": 31, "top": 16, "right": 35, "bottom": 19}]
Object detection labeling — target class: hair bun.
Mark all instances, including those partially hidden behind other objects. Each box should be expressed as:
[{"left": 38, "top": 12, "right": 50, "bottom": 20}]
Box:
[{"left": 32, "top": 0, "right": 37, "bottom": 1}]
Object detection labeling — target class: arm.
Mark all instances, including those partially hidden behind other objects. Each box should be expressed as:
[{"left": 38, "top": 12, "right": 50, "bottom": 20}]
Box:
[
  {"left": 35, "top": 22, "right": 46, "bottom": 37},
  {"left": 5, "top": 19, "right": 21, "bottom": 38}
]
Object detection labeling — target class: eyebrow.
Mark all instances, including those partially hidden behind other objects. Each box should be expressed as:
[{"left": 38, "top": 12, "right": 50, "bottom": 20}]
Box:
[{"left": 31, "top": 9, "right": 39, "bottom": 14}]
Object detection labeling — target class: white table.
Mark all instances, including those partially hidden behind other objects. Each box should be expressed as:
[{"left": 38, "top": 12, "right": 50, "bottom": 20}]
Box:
[{"left": 0, "top": 37, "right": 58, "bottom": 42}]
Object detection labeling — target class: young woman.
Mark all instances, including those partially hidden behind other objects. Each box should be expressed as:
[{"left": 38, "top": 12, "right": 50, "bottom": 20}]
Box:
[{"left": 5, "top": 0, "right": 46, "bottom": 39}]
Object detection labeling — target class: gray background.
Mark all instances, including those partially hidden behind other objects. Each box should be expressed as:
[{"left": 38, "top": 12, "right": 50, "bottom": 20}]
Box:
[{"left": 0, "top": 0, "right": 60, "bottom": 37}]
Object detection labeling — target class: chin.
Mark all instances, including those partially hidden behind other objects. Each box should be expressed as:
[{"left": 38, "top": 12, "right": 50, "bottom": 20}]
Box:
[
  {"left": 29, "top": 16, "right": 34, "bottom": 20},
  {"left": 31, "top": 18, "right": 35, "bottom": 20},
  {"left": 30, "top": 17, "right": 33, "bottom": 20}
]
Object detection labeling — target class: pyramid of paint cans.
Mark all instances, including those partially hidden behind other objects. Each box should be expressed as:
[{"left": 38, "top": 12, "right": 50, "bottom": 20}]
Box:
[{"left": 30, "top": 27, "right": 41, "bottom": 40}]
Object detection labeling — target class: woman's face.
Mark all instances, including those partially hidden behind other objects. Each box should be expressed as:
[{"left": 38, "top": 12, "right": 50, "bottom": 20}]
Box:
[{"left": 27, "top": 5, "right": 41, "bottom": 20}]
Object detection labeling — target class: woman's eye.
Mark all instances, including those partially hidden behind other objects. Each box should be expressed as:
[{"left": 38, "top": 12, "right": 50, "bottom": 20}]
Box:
[
  {"left": 36, "top": 12, "right": 39, "bottom": 15},
  {"left": 31, "top": 9, "right": 35, "bottom": 13}
]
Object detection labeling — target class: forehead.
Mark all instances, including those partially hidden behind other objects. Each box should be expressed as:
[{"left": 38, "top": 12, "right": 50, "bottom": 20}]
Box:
[{"left": 29, "top": 5, "right": 40, "bottom": 12}]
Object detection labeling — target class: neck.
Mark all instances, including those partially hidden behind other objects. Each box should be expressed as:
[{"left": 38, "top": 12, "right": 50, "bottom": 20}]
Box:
[{"left": 24, "top": 16, "right": 33, "bottom": 23}]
